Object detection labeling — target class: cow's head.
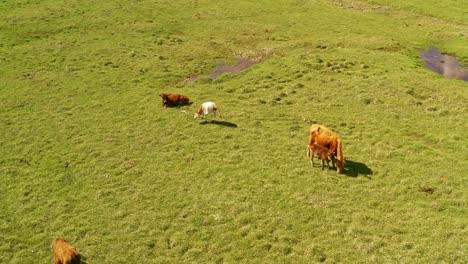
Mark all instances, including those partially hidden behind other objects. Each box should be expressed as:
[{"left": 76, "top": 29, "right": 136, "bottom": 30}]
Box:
[
  {"left": 336, "top": 157, "right": 346, "bottom": 174},
  {"left": 193, "top": 112, "right": 200, "bottom": 119},
  {"left": 159, "top": 93, "right": 168, "bottom": 104}
]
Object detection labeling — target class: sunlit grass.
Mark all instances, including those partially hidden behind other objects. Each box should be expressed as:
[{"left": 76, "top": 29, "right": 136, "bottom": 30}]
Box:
[{"left": 1, "top": 0, "right": 467, "bottom": 263}]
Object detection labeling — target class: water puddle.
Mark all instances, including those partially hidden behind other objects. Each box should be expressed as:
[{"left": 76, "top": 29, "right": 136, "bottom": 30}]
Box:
[
  {"left": 421, "top": 47, "right": 468, "bottom": 81},
  {"left": 183, "top": 59, "right": 257, "bottom": 83}
]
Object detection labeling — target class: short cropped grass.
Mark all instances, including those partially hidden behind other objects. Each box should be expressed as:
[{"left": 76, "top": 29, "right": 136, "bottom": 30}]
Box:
[{"left": 1, "top": 0, "right": 467, "bottom": 263}]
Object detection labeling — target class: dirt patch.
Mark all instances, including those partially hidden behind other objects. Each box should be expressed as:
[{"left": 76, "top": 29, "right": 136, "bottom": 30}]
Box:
[
  {"left": 208, "top": 59, "right": 257, "bottom": 79},
  {"left": 333, "top": 0, "right": 389, "bottom": 13},
  {"left": 421, "top": 47, "right": 468, "bottom": 81},
  {"left": 183, "top": 59, "right": 257, "bottom": 83}
]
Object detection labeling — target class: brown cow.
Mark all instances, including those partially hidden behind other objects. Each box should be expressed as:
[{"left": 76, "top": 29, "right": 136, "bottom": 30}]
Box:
[
  {"left": 307, "top": 143, "right": 333, "bottom": 170},
  {"left": 53, "top": 237, "right": 81, "bottom": 264},
  {"left": 159, "top": 93, "right": 190, "bottom": 107},
  {"left": 308, "top": 124, "right": 345, "bottom": 173}
]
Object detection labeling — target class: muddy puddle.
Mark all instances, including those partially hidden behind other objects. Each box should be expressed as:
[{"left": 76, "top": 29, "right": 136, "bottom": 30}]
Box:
[
  {"left": 421, "top": 47, "right": 468, "bottom": 81},
  {"left": 183, "top": 59, "right": 257, "bottom": 83}
]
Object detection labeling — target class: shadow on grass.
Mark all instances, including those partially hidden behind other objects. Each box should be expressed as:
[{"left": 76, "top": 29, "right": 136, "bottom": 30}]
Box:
[
  {"left": 342, "top": 159, "right": 373, "bottom": 178},
  {"left": 163, "top": 102, "right": 194, "bottom": 108},
  {"left": 199, "top": 120, "right": 238, "bottom": 128}
]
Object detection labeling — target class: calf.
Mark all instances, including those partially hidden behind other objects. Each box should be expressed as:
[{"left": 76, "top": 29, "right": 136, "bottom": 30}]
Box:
[
  {"left": 159, "top": 93, "right": 190, "bottom": 107},
  {"left": 53, "top": 237, "right": 81, "bottom": 264},
  {"left": 194, "top": 102, "right": 220, "bottom": 121},
  {"left": 307, "top": 143, "right": 332, "bottom": 170}
]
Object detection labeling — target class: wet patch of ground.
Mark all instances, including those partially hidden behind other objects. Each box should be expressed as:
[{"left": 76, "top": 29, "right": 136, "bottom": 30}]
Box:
[
  {"left": 421, "top": 47, "right": 468, "bottom": 81},
  {"left": 183, "top": 59, "right": 257, "bottom": 83}
]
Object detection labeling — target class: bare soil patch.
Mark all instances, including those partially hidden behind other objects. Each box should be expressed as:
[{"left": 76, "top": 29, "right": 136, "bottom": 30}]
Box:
[{"left": 183, "top": 59, "right": 257, "bottom": 83}]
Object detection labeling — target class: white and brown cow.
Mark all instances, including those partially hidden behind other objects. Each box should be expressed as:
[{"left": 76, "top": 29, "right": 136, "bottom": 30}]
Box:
[{"left": 194, "top": 102, "right": 220, "bottom": 121}]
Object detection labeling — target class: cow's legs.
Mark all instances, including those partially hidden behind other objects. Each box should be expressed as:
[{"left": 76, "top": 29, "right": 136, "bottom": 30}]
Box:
[{"left": 307, "top": 146, "right": 312, "bottom": 167}]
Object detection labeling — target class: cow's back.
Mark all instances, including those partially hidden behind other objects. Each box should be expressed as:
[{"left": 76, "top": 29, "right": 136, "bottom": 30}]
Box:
[
  {"left": 309, "top": 125, "right": 339, "bottom": 152},
  {"left": 167, "top": 94, "right": 179, "bottom": 105},
  {"left": 53, "top": 237, "right": 81, "bottom": 264},
  {"left": 179, "top": 95, "right": 190, "bottom": 104},
  {"left": 202, "top": 102, "right": 217, "bottom": 114}
]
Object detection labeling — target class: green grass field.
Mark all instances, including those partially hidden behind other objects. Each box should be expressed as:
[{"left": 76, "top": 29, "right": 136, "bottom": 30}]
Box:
[{"left": 1, "top": 0, "right": 467, "bottom": 263}]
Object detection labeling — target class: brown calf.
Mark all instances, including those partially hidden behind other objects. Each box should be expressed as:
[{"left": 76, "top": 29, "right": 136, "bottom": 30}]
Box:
[
  {"left": 159, "top": 93, "right": 190, "bottom": 107},
  {"left": 307, "top": 143, "right": 332, "bottom": 170},
  {"left": 53, "top": 237, "right": 81, "bottom": 264}
]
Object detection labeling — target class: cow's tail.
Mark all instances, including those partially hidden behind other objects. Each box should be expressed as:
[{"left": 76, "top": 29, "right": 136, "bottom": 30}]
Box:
[{"left": 336, "top": 138, "right": 344, "bottom": 173}]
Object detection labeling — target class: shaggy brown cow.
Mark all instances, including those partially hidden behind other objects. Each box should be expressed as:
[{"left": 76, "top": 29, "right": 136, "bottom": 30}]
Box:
[
  {"left": 53, "top": 237, "right": 81, "bottom": 264},
  {"left": 308, "top": 124, "right": 345, "bottom": 173},
  {"left": 159, "top": 93, "right": 190, "bottom": 107},
  {"left": 307, "top": 143, "right": 333, "bottom": 170}
]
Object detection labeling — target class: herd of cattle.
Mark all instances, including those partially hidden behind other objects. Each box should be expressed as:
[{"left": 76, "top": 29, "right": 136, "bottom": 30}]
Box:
[
  {"left": 159, "top": 93, "right": 220, "bottom": 121},
  {"left": 160, "top": 92, "right": 346, "bottom": 174},
  {"left": 52, "top": 93, "right": 346, "bottom": 264}
]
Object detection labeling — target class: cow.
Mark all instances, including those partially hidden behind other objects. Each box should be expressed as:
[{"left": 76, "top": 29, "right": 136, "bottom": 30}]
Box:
[
  {"left": 159, "top": 93, "right": 190, "bottom": 107},
  {"left": 53, "top": 237, "right": 81, "bottom": 264},
  {"left": 307, "top": 143, "right": 333, "bottom": 170},
  {"left": 308, "top": 124, "right": 345, "bottom": 173},
  {"left": 194, "top": 102, "right": 220, "bottom": 121}
]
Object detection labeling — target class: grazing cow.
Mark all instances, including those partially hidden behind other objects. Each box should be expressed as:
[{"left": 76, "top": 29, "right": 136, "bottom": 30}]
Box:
[
  {"left": 307, "top": 143, "right": 333, "bottom": 170},
  {"left": 159, "top": 93, "right": 190, "bottom": 107},
  {"left": 194, "top": 102, "right": 220, "bottom": 121},
  {"left": 53, "top": 237, "right": 81, "bottom": 264},
  {"left": 308, "top": 124, "right": 345, "bottom": 174}
]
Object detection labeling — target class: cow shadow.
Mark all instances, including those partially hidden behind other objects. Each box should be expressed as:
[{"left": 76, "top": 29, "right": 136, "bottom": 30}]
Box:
[
  {"left": 199, "top": 120, "right": 238, "bottom": 128},
  {"left": 342, "top": 159, "right": 373, "bottom": 178},
  {"left": 164, "top": 102, "right": 194, "bottom": 108}
]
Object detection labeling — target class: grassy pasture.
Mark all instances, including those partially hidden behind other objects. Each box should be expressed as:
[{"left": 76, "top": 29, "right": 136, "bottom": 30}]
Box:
[{"left": 0, "top": 0, "right": 467, "bottom": 263}]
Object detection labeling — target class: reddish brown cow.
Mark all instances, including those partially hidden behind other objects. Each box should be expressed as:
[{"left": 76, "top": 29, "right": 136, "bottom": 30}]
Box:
[
  {"left": 308, "top": 124, "right": 345, "bottom": 173},
  {"left": 53, "top": 237, "right": 81, "bottom": 264},
  {"left": 307, "top": 143, "right": 332, "bottom": 170},
  {"left": 159, "top": 93, "right": 190, "bottom": 107}
]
